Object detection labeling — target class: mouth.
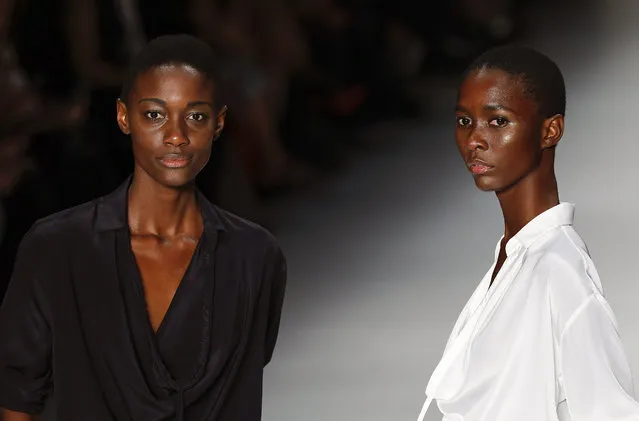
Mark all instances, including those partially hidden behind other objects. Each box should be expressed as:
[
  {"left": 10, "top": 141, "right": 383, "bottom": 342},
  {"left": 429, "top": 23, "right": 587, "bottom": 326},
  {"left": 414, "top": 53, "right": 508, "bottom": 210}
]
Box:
[
  {"left": 159, "top": 154, "right": 191, "bottom": 169},
  {"left": 467, "top": 159, "right": 493, "bottom": 175}
]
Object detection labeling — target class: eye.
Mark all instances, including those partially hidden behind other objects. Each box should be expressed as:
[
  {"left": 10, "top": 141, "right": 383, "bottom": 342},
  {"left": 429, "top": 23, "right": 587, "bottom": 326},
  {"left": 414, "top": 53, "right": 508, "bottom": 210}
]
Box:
[
  {"left": 457, "top": 116, "right": 472, "bottom": 127},
  {"left": 144, "top": 110, "right": 164, "bottom": 120},
  {"left": 187, "top": 112, "right": 209, "bottom": 122},
  {"left": 489, "top": 117, "right": 509, "bottom": 127}
]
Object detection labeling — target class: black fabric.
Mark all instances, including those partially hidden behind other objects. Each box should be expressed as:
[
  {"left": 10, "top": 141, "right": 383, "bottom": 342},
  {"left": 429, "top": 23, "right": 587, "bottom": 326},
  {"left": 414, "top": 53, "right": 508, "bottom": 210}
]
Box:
[{"left": 0, "top": 176, "right": 287, "bottom": 420}]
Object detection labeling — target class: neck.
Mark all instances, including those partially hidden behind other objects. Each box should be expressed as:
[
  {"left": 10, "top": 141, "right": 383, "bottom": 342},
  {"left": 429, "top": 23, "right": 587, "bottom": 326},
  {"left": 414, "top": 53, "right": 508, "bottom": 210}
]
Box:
[
  {"left": 496, "top": 158, "right": 559, "bottom": 243},
  {"left": 127, "top": 169, "right": 202, "bottom": 238}
]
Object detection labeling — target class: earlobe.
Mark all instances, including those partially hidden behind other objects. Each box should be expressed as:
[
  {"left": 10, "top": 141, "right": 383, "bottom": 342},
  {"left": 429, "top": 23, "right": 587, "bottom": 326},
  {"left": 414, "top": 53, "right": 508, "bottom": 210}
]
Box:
[
  {"left": 542, "top": 114, "right": 564, "bottom": 149},
  {"left": 116, "top": 100, "right": 131, "bottom": 135}
]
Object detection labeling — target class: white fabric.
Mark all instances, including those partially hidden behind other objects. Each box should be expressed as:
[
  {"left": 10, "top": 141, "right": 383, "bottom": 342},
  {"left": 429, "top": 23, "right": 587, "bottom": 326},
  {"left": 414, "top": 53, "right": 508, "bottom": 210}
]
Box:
[{"left": 418, "top": 203, "right": 639, "bottom": 421}]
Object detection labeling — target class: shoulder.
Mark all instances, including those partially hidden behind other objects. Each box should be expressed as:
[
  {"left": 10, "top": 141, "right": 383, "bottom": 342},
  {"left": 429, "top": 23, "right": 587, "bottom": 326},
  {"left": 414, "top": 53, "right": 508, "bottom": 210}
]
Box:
[
  {"left": 214, "top": 205, "right": 284, "bottom": 260},
  {"left": 531, "top": 226, "right": 603, "bottom": 331},
  {"left": 533, "top": 226, "right": 599, "bottom": 293},
  {"left": 22, "top": 199, "right": 99, "bottom": 246},
  {"left": 11, "top": 198, "right": 100, "bottom": 282}
]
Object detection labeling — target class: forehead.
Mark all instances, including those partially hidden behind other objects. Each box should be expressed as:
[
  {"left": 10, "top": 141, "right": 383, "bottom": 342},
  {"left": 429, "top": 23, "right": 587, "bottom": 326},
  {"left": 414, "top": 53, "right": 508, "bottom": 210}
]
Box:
[
  {"left": 457, "top": 68, "right": 537, "bottom": 115},
  {"left": 131, "top": 64, "right": 216, "bottom": 102}
]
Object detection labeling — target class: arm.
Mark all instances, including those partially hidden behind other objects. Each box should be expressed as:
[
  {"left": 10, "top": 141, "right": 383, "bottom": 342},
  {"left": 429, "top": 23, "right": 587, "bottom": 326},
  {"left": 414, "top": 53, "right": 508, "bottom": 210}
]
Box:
[
  {"left": 560, "top": 294, "right": 639, "bottom": 419},
  {"left": 0, "top": 408, "right": 38, "bottom": 421},
  {"left": 263, "top": 244, "right": 287, "bottom": 366},
  {"left": 0, "top": 228, "right": 52, "bottom": 418}
]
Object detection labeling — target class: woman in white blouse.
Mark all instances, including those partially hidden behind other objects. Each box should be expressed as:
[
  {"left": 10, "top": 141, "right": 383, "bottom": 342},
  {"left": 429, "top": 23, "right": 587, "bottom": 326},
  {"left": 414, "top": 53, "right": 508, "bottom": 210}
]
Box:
[{"left": 417, "top": 45, "right": 639, "bottom": 421}]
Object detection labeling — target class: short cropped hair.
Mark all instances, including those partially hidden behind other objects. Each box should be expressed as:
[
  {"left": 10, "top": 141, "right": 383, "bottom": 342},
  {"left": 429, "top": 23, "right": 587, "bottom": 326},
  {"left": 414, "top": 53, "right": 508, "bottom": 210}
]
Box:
[
  {"left": 120, "top": 34, "right": 221, "bottom": 104},
  {"left": 462, "top": 45, "right": 566, "bottom": 118}
]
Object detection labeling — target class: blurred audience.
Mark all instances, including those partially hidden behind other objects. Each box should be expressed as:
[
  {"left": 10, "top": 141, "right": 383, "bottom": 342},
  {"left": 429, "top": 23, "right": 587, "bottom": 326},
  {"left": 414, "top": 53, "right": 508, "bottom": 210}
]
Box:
[{"left": 0, "top": 0, "right": 538, "bottom": 300}]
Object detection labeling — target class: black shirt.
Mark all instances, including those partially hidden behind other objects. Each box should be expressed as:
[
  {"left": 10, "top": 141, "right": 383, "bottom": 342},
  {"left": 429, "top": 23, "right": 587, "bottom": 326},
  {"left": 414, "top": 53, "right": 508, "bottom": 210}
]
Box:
[{"left": 0, "top": 176, "right": 287, "bottom": 420}]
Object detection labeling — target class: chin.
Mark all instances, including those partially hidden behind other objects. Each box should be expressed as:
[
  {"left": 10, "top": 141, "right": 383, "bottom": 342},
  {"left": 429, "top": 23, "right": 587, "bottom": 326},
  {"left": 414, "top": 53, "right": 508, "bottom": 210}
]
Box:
[
  {"left": 146, "top": 168, "right": 197, "bottom": 190},
  {"left": 163, "top": 172, "right": 198, "bottom": 188},
  {"left": 474, "top": 178, "right": 493, "bottom": 192},
  {"left": 473, "top": 175, "right": 502, "bottom": 192}
]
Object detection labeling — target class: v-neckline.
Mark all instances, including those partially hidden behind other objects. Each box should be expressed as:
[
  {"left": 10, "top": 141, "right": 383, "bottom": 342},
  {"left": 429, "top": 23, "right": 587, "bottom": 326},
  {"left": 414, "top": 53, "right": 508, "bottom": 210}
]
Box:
[
  {"left": 122, "top": 185, "right": 206, "bottom": 340},
  {"left": 116, "top": 225, "right": 215, "bottom": 390},
  {"left": 90, "top": 175, "right": 232, "bottom": 402},
  {"left": 126, "top": 229, "right": 205, "bottom": 339}
]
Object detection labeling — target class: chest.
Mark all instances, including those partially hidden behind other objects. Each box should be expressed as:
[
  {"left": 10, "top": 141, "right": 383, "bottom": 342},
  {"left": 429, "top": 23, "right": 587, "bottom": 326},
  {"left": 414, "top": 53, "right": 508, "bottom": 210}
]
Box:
[
  {"left": 130, "top": 236, "right": 199, "bottom": 332},
  {"left": 47, "top": 226, "right": 268, "bottom": 420},
  {"left": 434, "top": 272, "right": 559, "bottom": 417}
]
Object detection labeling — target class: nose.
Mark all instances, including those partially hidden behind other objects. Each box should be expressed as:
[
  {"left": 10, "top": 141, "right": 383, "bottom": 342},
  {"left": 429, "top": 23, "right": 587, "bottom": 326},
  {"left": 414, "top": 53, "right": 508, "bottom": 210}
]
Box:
[
  {"left": 164, "top": 118, "right": 189, "bottom": 147},
  {"left": 466, "top": 127, "right": 488, "bottom": 151}
]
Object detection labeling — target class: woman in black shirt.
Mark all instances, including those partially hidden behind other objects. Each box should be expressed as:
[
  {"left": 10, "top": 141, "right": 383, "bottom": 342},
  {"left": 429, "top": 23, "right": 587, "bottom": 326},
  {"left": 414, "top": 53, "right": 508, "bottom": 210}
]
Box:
[{"left": 0, "top": 34, "right": 287, "bottom": 421}]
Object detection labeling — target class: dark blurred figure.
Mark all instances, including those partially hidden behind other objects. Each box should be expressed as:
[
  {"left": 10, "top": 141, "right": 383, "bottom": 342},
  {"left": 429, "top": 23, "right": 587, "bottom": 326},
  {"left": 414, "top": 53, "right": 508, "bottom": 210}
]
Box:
[
  {"left": 379, "top": 0, "right": 535, "bottom": 74},
  {"left": 295, "top": 0, "right": 423, "bottom": 119},
  {"left": 188, "top": 0, "right": 319, "bottom": 198},
  {"left": 1, "top": 0, "right": 90, "bottom": 301},
  {"left": 8, "top": 0, "right": 135, "bottom": 215}
]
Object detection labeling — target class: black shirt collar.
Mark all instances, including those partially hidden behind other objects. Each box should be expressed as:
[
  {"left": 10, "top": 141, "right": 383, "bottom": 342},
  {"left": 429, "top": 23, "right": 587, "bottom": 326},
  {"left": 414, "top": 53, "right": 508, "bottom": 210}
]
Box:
[{"left": 95, "top": 175, "right": 227, "bottom": 233}]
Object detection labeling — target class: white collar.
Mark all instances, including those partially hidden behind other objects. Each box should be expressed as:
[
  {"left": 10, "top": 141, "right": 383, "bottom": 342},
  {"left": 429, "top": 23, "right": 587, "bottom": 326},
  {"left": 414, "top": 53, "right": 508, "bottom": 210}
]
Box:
[{"left": 504, "top": 202, "right": 575, "bottom": 256}]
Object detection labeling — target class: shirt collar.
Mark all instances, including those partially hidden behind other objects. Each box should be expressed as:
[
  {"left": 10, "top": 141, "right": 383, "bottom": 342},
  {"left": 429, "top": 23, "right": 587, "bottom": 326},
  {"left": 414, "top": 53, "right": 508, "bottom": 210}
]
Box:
[
  {"left": 504, "top": 202, "right": 575, "bottom": 256},
  {"left": 95, "top": 174, "right": 227, "bottom": 233}
]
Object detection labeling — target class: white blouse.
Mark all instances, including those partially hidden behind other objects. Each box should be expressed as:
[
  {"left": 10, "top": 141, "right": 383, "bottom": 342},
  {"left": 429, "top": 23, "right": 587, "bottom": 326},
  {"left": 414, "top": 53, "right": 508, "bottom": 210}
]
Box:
[{"left": 418, "top": 203, "right": 639, "bottom": 421}]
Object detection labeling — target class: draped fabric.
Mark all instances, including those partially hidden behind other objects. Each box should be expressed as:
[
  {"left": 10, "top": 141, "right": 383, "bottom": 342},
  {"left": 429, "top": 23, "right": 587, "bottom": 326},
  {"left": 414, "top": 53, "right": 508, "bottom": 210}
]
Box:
[
  {"left": 0, "top": 176, "right": 287, "bottom": 420},
  {"left": 418, "top": 203, "right": 639, "bottom": 421}
]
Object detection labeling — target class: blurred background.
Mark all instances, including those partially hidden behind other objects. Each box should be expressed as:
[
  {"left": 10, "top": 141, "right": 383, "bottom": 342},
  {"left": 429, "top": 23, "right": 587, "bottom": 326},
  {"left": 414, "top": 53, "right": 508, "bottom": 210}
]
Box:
[{"left": 1, "top": 0, "right": 638, "bottom": 420}]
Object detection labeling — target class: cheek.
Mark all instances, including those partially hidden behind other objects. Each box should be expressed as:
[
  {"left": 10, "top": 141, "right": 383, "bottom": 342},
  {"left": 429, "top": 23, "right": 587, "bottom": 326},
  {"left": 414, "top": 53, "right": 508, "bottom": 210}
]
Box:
[
  {"left": 493, "top": 132, "right": 541, "bottom": 178},
  {"left": 188, "top": 123, "right": 216, "bottom": 148},
  {"left": 131, "top": 133, "right": 160, "bottom": 158},
  {"left": 130, "top": 119, "right": 165, "bottom": 146},
  {"left": 189, "top": 131, "right": 214, "bottom": 165},
  {"left": 455, "top": 129, "right": 469, "bottom": 154},
  {"left": 495, "top": 125, "right": 532, "bottom": 153},
  {"left": 494, "top": 127, "right": 518, "bottom": 148},
  {"left": 194, "top": 142, "right": 213, "bottom": 161}
]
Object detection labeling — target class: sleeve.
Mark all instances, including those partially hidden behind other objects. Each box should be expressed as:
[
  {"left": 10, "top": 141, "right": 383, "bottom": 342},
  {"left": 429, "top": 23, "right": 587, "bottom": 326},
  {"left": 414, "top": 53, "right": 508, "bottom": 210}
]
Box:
[
  {"left": 560, "top": 294, "right": 639, "bottom": 420},
  {"left": 0, "top": 227, "right": 53, "bottom": 414},
  {"left": 263, "top": 243, "right": 287, "bottom": 366}
]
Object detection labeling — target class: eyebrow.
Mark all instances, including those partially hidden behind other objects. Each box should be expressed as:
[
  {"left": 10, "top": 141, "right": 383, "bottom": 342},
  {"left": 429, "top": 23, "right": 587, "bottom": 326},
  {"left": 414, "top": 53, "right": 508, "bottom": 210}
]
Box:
[
  {"left": 455, "top": 103, "right": 517, "bottom": 114},
  {"left": 483, "top": 103, "right": 516, "bottom": 114},
  {"left": 138, "top": 98, "right": 165, "bottom": 106},
  {"left": 187, "top": 101, "right": 214, "bottom": 108},
  {"left": 137, "top": 98, "right": 214, "bottom": 108}
]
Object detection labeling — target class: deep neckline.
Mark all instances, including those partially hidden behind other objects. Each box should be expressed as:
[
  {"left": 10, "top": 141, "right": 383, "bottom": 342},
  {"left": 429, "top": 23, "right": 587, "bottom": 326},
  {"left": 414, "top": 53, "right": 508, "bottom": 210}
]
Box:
[{"left": 126, "top": 228, "right": 205, "bottom": 338}]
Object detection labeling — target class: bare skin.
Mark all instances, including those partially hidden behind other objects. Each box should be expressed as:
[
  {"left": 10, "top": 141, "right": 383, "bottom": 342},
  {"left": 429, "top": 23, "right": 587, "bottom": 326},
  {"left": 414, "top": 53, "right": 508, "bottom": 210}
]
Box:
[
  {"left": 0, "top": 410, "right": 39, "bottom": 421},
  {"left": 455, "top": 68, "right": 564, "bottom": 285},
  {"left": 117, "top": 64, "right": 225, "bottom": 332},
  {"left": 127, "top": 169, "right": 203, "bottom": 332}
]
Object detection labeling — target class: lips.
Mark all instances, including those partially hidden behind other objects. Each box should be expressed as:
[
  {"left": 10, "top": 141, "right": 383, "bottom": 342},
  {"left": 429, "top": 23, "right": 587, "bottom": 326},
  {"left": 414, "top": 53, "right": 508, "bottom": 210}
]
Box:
[
  {"left": 159, "top": 153, "right": 191, "bottom": 169},
  {"left": 467, "top": 159, "right": 493, "bottom": 175}
]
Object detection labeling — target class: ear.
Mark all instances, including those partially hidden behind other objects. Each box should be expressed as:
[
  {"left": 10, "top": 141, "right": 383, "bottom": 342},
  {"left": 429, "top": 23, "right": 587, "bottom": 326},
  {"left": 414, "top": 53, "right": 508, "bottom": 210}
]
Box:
[
  {"left": 116, "top": 99, "right": 131, "bottom": 135},
  {"left": 541, "top": 114, "right": 564, "bottom": 150},
  {"left": 213, "top": 105, "right": 227, "bottom": 140}
]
